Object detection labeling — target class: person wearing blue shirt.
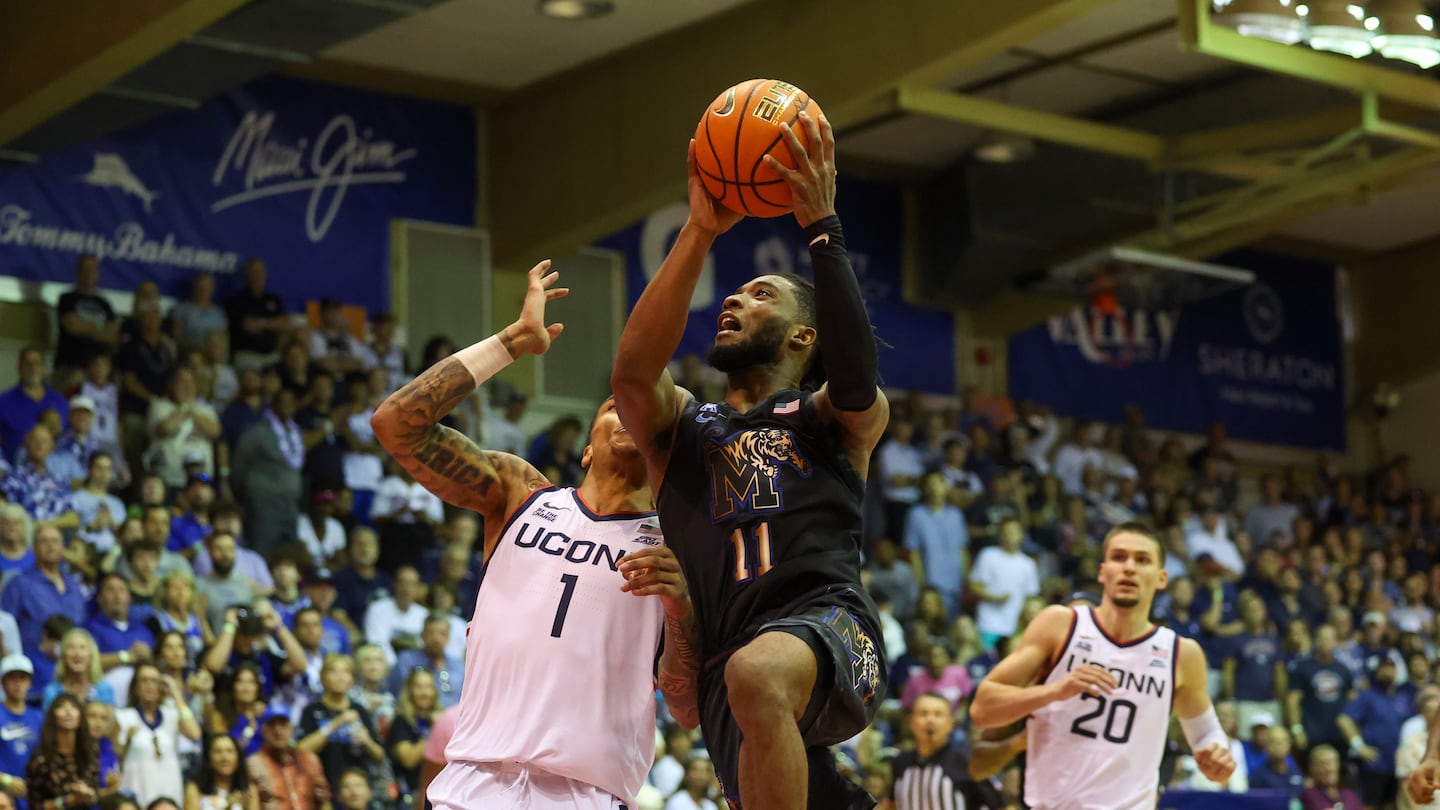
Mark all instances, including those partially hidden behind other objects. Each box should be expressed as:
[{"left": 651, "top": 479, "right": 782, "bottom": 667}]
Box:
[
  {"left": 1224, "top": 592, "right": 1286, "bottom": 737},
  {"left": 0, "top": 527, "right": 88, "bottom": 664},
  {"left": 1287, "top": 624, "right": 1354, "bottom": 752},
  {"left": 1340, "top": 656, "right": 1414, "bottom": 808},
  {"left": 0, "top": 347, "right": 68, "bottom": 463},
  {"left": 83, "top": 573, "right": 156, "bottom": 670},
  {"left": 388, "top": 614, "right": 463, "bottom": 709},
  {"left": 0, "top": 654, "right": 42, "bottom": 809},
  {"left": 904, "top": 471, "right": 969, "bottom": 619},
  {"left": 1247, "top": 726, "right": 1305, "bottom": 797},
  {"left": 295, "top": 574, "right": 352, "bottom": 656},
  {"left": 168, "top": 474, "right": 216, "bottom": 558},
  {"left": 0, "top": 426, "right": 78, "bottom": 528}
]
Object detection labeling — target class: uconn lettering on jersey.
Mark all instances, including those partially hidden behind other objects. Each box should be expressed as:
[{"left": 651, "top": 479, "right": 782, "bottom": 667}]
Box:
[
  {"left": 513, "top": 522, "right": 625, "bottom": 571},
  {"left": 1063, "top": 655, "right": 1168, "bottom": 700}
]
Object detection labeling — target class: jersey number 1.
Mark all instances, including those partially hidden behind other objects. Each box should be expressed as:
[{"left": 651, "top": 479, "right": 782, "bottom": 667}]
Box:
[
  {"left": 730, "top": 522, "right": 773, "bottom": 582},
  {"left": 550, "top": 574, "right": 578, "bottom": 638}
]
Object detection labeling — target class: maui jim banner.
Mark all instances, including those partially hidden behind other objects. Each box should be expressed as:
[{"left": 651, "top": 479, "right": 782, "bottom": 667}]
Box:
[
  {"left": 598, "top": 177, "right": 957, "bottom": 395},
  {"left": 0, "top": 76, "right": 476, "bottom": 311},
  {"left": 1008, "top": 251, "right": 1345, "bottom": 450}
]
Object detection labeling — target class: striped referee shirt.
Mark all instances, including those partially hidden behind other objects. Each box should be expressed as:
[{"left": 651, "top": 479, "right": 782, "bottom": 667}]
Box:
[{"left": 891, "top": 743, "right": 1005, "bottom": 810}]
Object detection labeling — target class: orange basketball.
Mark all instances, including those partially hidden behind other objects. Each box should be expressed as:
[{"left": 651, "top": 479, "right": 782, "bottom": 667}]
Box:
[{"left": 694, "top": 78, "right": 824, "bottom": 218}]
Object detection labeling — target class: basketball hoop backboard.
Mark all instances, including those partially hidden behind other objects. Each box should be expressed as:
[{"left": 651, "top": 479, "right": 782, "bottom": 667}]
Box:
[{"left": 1019, "top": 247, "right": 1256, "bottom": 310}]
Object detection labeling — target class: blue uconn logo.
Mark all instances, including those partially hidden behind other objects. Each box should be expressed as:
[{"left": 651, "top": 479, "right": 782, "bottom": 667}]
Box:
[{"left": 512, "top": 522, "right": 624, "bottom": 571}]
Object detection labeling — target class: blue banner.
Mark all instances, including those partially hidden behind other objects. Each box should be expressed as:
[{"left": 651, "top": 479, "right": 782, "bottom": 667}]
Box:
[
  {"left": 0, "top": 76, "right": 476, "bottom": 312},
  {"left": 1008, "top": 251, "right": 1345, "bottom": 450},
  {"left": 597, "top": 177, "right": 956, "bottom": 394}
]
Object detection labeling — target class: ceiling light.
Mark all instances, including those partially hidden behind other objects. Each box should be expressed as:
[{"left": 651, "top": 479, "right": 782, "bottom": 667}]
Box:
[
  {"left": 537, "top": 0, "right": 614, "bottom": 19},
  {"left": 1307, "top": 1, "right": 1375, "bottom": 57},
  {"left": 973, "top": 134, "right": 1037, "bottom": 164},
  {"left": 1214, "top": 0, "right": 1307, "bottom": 44},
  {"left": 1368, "top": 0, "right": 1440, "bottom": 68}
]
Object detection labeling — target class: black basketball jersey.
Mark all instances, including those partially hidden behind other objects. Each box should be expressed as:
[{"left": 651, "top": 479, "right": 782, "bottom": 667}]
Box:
[{"left": 658, "top": 389, "right": 878, "bottom": 658}]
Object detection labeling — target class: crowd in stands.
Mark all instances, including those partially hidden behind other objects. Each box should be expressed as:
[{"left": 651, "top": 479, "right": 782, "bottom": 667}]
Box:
[{"left": 0, "top": 255, "right": 1432, "bottom": 810}]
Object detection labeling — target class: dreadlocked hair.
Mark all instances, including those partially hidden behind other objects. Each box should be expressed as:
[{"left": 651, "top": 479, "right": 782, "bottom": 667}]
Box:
[{"left": 771, "top": 272, "right": 887, "bottom": 393}]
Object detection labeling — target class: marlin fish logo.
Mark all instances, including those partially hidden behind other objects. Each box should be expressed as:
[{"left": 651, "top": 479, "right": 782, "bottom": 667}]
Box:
[{"left": 79, "top": 153, "right": 161, "bottom": 212}]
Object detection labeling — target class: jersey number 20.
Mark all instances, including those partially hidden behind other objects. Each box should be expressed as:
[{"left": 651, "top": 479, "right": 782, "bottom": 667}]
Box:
[
  {"left": 1070, "top": 693, "right": 1137, "bottom": 744},
  {"left": 730, "top": 522, "right": 773, "bottom": 582}
]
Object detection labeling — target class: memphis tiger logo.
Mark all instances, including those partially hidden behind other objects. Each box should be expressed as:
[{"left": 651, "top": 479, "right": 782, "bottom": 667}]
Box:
[
  {"left": 705, "top": 427, "right": 811, "bottom": 522},
  {"left": 827, "top": 608, "right": 881, "bottom": 705}
]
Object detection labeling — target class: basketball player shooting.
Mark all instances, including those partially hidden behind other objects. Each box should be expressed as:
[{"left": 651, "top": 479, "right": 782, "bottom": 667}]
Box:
[
  {"left": 969, "top": 523, "right": 1235, "bottom": 809},
  {"left": 372, "top": 261, "right": 694, "bottom": 810},
  {"left": 611, "top": 111, "right": 888, "bottom": 810}
]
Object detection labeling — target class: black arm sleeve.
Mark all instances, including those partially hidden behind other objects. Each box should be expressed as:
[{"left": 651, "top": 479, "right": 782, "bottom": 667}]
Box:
[{"left": 805, "top": 215, "right": 877, "bottom": 411}]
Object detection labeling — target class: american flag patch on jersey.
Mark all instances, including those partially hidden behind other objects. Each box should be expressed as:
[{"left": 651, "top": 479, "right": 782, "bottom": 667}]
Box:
[{"left": 775, "top": 399, "right": 799, "bottom": 415}]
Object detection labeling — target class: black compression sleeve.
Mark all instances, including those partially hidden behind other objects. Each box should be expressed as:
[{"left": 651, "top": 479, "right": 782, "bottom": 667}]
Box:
[{"left": 805, "top": 215, "right": 877, "bottom": 411}]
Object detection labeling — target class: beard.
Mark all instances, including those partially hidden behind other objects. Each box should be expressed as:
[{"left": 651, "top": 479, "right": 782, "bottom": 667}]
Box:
[
  {"left": 706, "top": 320, "right": 789, "bottom": 375},
  {"left": 213, "top": 559, "right": 235, "bottom": 577}
]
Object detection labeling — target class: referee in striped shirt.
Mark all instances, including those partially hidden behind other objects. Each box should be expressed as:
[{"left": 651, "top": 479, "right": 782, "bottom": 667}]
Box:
[{"left": 890, "top": 692, "right": 1006, "bottom": 810}]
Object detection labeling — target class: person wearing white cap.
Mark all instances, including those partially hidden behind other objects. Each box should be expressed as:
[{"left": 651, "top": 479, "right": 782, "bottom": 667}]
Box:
[{"left": 0, "top": 653, "right": 42, "bottom": 803}]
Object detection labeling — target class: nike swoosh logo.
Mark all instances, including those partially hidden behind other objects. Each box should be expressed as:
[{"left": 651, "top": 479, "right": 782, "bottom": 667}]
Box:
[
  {"left": 714, "top": 87, "right": 736, "bottom": 117},
  {"left": 809, "top": 233, "right": 830, "bottom": 247},
  {"left": 541, "top": 500, "right": 571, "bottom": 511},
  {"left": 0, "top": 726, "right": 31, "bottom": 741}
]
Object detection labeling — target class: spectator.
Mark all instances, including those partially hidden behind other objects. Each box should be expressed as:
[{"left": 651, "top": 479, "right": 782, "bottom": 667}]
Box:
[
  {"left": 370, "top": 464, "right": 443, "bottom": 575},
  {"left": 42, "top": 629, "right": 115, "bottom": 709},
  {"left": 362, "top": 567, "right": 425, "bottom": 666},
  {"left": 526, "top": 416, "right": 584, "bottom": 488},
  {"left": 665, "top": 758, "right": 720, "bottom": 810},
  {"left": 367, "top": 314, "right": 406, "bottom": 396},
  {"left": 226, "top": 259, "right": 289, "bottom": 372},
  {"left": 1393, "top": 572, "right": 1436, "bottom": 638},
  {"left": 199, "top": 331, "right": 239, "bottom": 408},
  {"left": 1186, "top": 504, "right": 1244, "bottom": 577},
  {"left": 116, "top": 663, "right": 201, "bottom": 807},
  {"left": 297, "top": 492, "right": 347, "bottom": 571},
  {"left": 0, "top": 504, "right": 34, "bottom": 576},
  {"left": 54, "top": 256, "right": 120, "bottom": 380},
  {"left": 147, "top": 366, "right": 221, "bottom": 488},
  {"left": 169, "top": 273, "right": 228, "bottom": 352},
  {"left": 385, "top": 669, "right": 439, "bottom": 806},
  {"left": 2, "top": 426, "right": 79, "bottom": 529},
  {"left": 333, "top": 769, "right": 378, "bottom": 810},
  {"left": 0, "top": 654, "right": 41, "bottom": 804},
  {"left": 309, "top": 300, "right": 373, "bottom": 379},
  {"left": 170, "top": 474, "right": 216, "bottom": 560},
  {"left": 86, "top": 571, "right": 155, "bottom": 685},
  {"left": 968, "top": 518, "right": 1040, "bottom": 650},
  {"left": 1, "top": 526, "right": 87, "bottom": 664},
  {"left": 1246, "top": 474, "right": 1303, "bottom": 549},
  {"left": 114, "top": 506, "right": 189, "bottom": 580},
  {"left": 267, "top": 559, "right": 308, "bottom": 629},
  {"left": 1340, "top": 657, "right": 1414, "bottom": 807},
  {"left": 869, "top": 590, "right": 906, "bottom": 666},
  {"left": 119, "top": 300, "right": 178, "bottom": 471},
  {"left": 89, "top": 699, "right": 122, "bottom": 797},
  {"left": 937, "top": 439, "right": 983, "bottom": 504},
  {"left": 346, "top": 646, "right": 394, "bottom": 744},
  {"left": 1248, "top": 725, "right": 1305, "bottom": 796},
  {"left": 1052, "top": 421, "right": 1103, "bottom": 496},
  {"left": 296, "top": 376, "right": 343, "bottom": 489},
  {"left": 1223, "top": 592, "right": 1286, "bottom": 737},
  {"left": 336, "top": 374, "right": 384, "bottom": 528},
  {"left": 25, "top": 694, "right": 100, "bottom": 810},
  {"left": 274, "top": 341, "right": 318, "bottom": 405},
  {"left": 231, "top": 389, "right": 304, "bottom": 557},
  {"left": 332, "top": 530, "right": 391, "bottom": 637},
  {"left": 274, "top": 607, "right": 326, "bottom": 718},
  {"left": 387, "top": 614, "right": 461, "bottom": 710},
  {"left": 0, "top": 347, "right": 68, "bottom": 463},
  {"left": 1287, "top": 624, "right": 1355, "bottom": 753},
  {"left": 246, "top": 710, "right": 331, "bottom": 810},
  {"left": 480, "top": 390, "right": 527, "bottom": 456},
  {"left": 889, "top": 692, "right": 1005, "bottom": 810},
  {"left": 79, "top": 353, "right": 120, "bottom": 456},
  {"left": 33, "top": 396, "right": 110, "bottom": 489},
  {"left": 201, "top": 603, "right": 306, "bottom": 702},
  {"left": 186, "top": 733, "right": 260, "bottom": 810},
  {"left": 864, "top": 538, "right": 918, "bottom": 623},
  {"left": 72, "top": 453, "right": 126, "bottom": 556},
  {"left": 296, "top": 655, "right": 384, "bottom": 792},
  {"left": 153, "top": 629, "right": 209, "bottom": 713},
  {"left": 221, "top": 368, "right": 267, "bottom": 454},
  {"left": 207, "top": 663, "right": 266, "bottom": 758},
  {"left": 878, "top": 419, "right": 924, "bottom": 541},
  {"left": 193, "top": 505, "right": 275, "bottom": 596},
  {"left": 1300, "top": 744, "right": 1365, "bottom": 810},
  {"left": 904, "top": 471, "right": 969, "bottom": 619},
  {"left": 899, "top": 643, "right": 973, "bottom": 711},
  {"left": 298, "top": 572, "right": 351, "bottom": 657}
]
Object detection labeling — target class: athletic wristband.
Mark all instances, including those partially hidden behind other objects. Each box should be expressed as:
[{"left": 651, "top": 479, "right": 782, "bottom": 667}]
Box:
[
  {"left": 1179, "top": 705, "right": 1227, "bottom": 755},
  {"left": 120, "top": 651, "right": 131, "bottom": 665},
  {"left": 454, "top": 334, "right": 514, "bottom": 388},
  {"left": 1350, "top": 735, "right": 1364, "bottom": 751},
  {"left": 1291, "top": 724, "right": 1304, "bottom": 736},
  {"left": 222, "top": 622, "right": 237, "bottom": 636}
]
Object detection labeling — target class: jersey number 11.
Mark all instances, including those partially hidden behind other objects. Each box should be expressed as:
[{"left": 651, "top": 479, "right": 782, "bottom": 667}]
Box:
[{"left": 730, "top": 522, "right": 773, "bottom": 582}]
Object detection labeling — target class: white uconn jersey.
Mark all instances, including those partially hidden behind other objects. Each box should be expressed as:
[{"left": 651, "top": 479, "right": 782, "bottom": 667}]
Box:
[
  {"left": 443, "top": 486, "right": 665, "bottom": 805},
  {"left": 1026, "top": 607, "right": 1178, "bottom": 810}
]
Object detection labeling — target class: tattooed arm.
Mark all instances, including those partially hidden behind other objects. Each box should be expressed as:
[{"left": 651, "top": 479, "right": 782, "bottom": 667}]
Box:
[
  {"left": 372, "top": 260, "right": 568, "bottom": 529},
  {"left": 619, "top": 546, "right": 702, "bottom": 729}
]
